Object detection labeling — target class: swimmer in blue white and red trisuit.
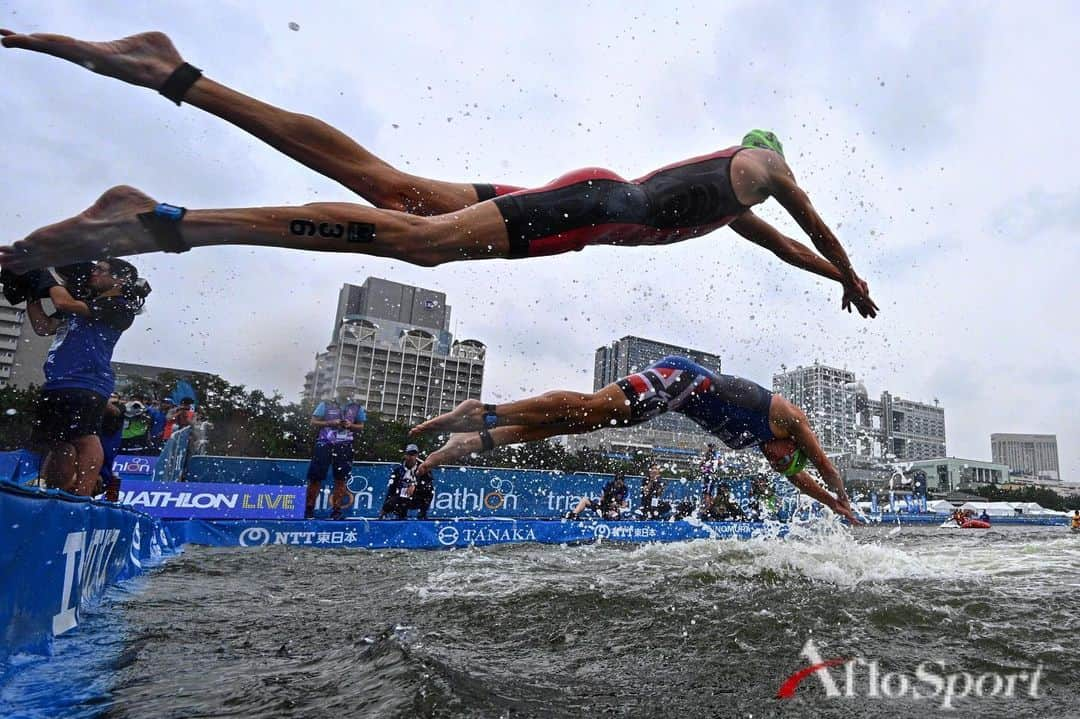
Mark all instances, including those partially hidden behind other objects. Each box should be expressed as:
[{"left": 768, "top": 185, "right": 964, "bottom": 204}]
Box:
[
  {"left": 0, "top": 30, "right": 876, "bottom": 318},
  {"left": 410, "top": 356, "right": 862, "bottom": 524}
]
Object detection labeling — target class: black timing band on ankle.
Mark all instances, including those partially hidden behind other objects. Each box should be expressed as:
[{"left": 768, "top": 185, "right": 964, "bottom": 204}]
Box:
[
  {"left": 137, "top": 205, "right": 190, "bottom": 253},
  {"left": 159, "top": 62, "right": 203, "bottom": 105}
]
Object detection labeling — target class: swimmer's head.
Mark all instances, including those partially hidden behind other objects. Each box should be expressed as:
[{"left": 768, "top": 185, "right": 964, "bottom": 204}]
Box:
[
  {"left": 760, "top": 437, "right": 807, "bottom": 477},
  {"left": 742, "top": 129, "right": 785, "bottom": 158}
]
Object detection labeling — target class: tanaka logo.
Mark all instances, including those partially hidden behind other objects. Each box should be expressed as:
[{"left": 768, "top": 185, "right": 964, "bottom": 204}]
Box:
[
  {"left": 779, "top": 639, "right": 1044, "bottom": 710},
  {"left": 437, "top": 526, "right": 460, "bottom": 546}
]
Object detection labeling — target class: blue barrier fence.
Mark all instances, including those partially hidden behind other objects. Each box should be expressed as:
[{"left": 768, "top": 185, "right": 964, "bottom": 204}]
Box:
[
  {"left": 183, "top": 455, "right": 774, "bottom": 519},
  {"left": 168, "top": 517, "right": 782, "bottom": 549},
  {"left": 153, "top": 426, "right": 190, "bottom": 482},
  {"left": 0, "top": 448, "right": 789, "bottom": 520},
  {"left": 0, "top": 481, "right": 177, "bottom": 677}
]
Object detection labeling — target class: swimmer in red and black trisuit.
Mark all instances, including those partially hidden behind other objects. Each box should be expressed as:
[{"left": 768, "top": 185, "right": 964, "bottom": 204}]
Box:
[{"left": 0, "top": 30, "right": 877, "bottom": 318}]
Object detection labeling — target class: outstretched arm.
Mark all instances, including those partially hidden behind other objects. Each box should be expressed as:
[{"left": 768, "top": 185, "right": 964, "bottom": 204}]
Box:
[
  {"left": 765, "top": 167, "right": 878, "bottom": 318},
  {"left": 729, "top": 211, "right": 846, "bottom": 283},
  {"left": 787, "top": 471, "right": 861, "bottom": 525},
  {"left": 770, "top": 397, "right": 855, "bottom": 520}
]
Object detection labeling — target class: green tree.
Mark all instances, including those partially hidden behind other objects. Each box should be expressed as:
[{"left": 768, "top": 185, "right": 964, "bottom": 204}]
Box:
[{"left": 974, "top": 484, "right": 1080, "bottom": 512}]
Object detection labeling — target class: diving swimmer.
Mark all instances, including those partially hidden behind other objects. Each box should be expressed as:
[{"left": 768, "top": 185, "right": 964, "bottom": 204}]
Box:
[
  {"left": 0, "top": 30, "right": 877, "bottom": 318},
  {"left": 409, "top": 355, "right": 861, "bottom": 524}
]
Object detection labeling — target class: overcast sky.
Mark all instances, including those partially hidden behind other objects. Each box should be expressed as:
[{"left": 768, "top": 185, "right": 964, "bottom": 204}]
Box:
[{"left": 2, "top": 1, "right": 1078, "bottom": 478}]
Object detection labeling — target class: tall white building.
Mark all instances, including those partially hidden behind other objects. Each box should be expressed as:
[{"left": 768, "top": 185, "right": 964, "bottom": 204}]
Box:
[
  {"left": 0, "top": 297, "right": 51, "bottom": 390},
  {"left": 873, "top": 392, "right": 946, "bottom": 461},
  {"left": 991, "top": 433, "right": 1059, "bottom": 480},
  {"left": 772, "top": 363, "right": 858, "bottom": 455},
  {"left": 772, "top": 362, "right": 946, "bottom": 463},
  {"left": 302, "top": 278, "right": 486, "bottom": 423}
]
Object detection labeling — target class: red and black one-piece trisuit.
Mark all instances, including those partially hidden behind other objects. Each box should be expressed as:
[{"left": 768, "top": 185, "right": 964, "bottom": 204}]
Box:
[{"left": 472, "top": 146, "right": 751, "bottom": 259}]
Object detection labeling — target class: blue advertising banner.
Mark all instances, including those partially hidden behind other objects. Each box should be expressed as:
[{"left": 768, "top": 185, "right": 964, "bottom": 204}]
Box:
[
  {"left": 117, "top": 480, "right": 306, "bottom": 520},
  {"left": 111, "top": 454, "right": 158, "bottom": 479},
  {"left": 184, "top": 456, "right": 780, "bottom": 520},
  {"left": 0, "top": 450, "right": 159, "bottom": 485},
  {"left": 0, "top": 481, "right": 176, "bottom": 673},
  {"left": 168, "top": 517, "right": 784, "bottom": 550}
]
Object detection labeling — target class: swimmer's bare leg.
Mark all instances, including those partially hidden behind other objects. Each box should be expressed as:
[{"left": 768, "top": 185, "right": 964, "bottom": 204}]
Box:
[
  {"left": 420, "top": 425, "right": 572, "bottom": 472},
  {"left": 0, "top": 29, "right": 483, "bottom": 214},
  {"left": 411, "top": 384, "right": 632, "bottom": 436},
  {"left": 0, "top": 185, "right": 509, "bottom": 272}
]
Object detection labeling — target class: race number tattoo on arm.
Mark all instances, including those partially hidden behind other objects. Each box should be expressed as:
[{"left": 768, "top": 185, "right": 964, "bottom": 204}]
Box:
[{"left": 289, "top": 219, "right": 376, "bottom": 243}]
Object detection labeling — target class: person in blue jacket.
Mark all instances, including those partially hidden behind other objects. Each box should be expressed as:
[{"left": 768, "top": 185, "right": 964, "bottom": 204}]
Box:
[{"left": 304, "top": 396, "right": 366, "bottom": 519}]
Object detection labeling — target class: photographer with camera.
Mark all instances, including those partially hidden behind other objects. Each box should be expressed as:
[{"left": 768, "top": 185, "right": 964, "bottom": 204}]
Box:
[{"left": 8, "top": 259, "right": 150, "bottom": 495}]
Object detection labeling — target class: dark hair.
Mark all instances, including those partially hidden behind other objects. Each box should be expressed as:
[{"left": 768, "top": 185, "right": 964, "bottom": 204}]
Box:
[
  {"left": 105, "top": 259, "right": 138, "bottom": 284},
  {"left": 104, "top": 259, "right": 152, "bottom": 311}
]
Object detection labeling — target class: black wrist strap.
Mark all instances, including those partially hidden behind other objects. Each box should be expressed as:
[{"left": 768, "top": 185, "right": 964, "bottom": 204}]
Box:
[
  {"left": 159, "top": 62, "right": 203, "bottom": 105},
  {"left": 137, "top": 204, "right": 190, "bottom": 253},
  {"left": 479, "top": 429, "right": 494, "bottom": 452}
]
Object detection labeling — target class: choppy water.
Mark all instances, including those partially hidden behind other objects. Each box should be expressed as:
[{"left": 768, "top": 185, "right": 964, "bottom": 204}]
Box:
[{"left": 7, "top": 524, "right": 1080, "bottom": 718}]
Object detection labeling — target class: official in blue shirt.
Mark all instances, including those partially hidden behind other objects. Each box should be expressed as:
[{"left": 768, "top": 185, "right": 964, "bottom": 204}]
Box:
[
  {"left": 25, "top": 259, "right": 147, "bottom": 495},
  {"left": 147, "top": 398, "right": 171, "bottom": 452},
  {"left": 304, "top": 396, "right": 366, "bottom": 519}
]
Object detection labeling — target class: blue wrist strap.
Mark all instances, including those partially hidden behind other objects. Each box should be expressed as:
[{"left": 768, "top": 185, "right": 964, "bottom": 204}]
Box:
[{"left": 154, "top": 203, "right": 187, "bottom": 221}]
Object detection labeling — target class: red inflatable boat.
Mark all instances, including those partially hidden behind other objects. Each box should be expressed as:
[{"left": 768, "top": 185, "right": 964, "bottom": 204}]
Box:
[{"left": 960, "top": 519, "right": 991, "bottom": 529}]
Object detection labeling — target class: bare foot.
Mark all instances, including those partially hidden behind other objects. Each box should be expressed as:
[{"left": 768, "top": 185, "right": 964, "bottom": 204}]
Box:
[
  {"left": 0, "top": 186, "right": 162, "bottom": 272},
  {"left": 410, "top": 399, "right": 486, "bottom": 436},
  {"left": 418, "top": 433, "right": 483, "bottom": 473},
  {"left": 0, "top": 29, "right": 183, "bottom": 89}
]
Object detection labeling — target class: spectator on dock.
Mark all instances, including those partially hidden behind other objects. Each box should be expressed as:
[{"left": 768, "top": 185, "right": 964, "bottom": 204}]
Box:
[
  {"left": 304, "top": 395, "right": 366, "bottom": 519},
  {"left": 380, "top": 444, "right": 434, "bottom": 519},
  {"left": 702, "top": 484, "right": 745, "bottom": 521},
  {"left": 120, "top": 400, "right": 152, "bottom": 454},
  {"left": 565, "top": 473, "right": 629, "bottom": 520},
  {"left": 147, "top": 397, "right": 172, "bottom": 452},
  {"left": 639, "top": 465, "right": 671, "bottom": 520},
  {"left": 163, "top": 397, "right": 196, "bottom": 440}
]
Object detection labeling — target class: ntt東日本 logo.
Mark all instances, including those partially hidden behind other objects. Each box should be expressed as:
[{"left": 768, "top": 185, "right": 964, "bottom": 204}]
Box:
[{"left": 238, "top": 526, "right": 272, "bottom": 547}]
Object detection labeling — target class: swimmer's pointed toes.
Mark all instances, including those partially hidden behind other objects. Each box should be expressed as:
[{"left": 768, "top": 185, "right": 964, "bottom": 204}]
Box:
[{"left": 0, "top": 30, "right": 34, "bottom": 49}]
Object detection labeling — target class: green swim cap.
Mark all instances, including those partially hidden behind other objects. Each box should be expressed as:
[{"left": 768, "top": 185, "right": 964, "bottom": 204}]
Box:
[
  {"left": 742, "top": 129, "right": 785, "bottom": 158},
  {"left": 781, "top": 448, "right": 807, "bottom": 477}
]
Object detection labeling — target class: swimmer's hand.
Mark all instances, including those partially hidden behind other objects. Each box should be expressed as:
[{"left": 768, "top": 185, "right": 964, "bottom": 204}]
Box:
[
  {"left": 841, "top": 276, "right": 878, "bottom": 319},
  {"left": 834, "top": 498, "right": 863, "bottom": 526}
]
